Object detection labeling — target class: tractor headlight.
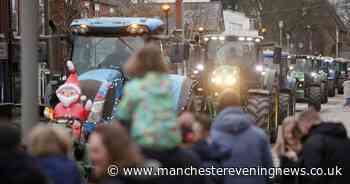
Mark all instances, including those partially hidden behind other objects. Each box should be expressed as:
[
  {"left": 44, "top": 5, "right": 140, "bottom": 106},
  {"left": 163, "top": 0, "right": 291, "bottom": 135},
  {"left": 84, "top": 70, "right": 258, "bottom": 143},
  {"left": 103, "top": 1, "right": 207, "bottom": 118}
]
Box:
[
  {"left": 311, "top": 72, "right": 317, "bottom": 77},
  {"left": 196, "top": 64, "right": 204, "bottom": 71},
  {"left": 79, "top": 24, "right": 89, "bottom": 34},
  {"left": 211, "top": 67, "right": 239, "bottom": 87}
]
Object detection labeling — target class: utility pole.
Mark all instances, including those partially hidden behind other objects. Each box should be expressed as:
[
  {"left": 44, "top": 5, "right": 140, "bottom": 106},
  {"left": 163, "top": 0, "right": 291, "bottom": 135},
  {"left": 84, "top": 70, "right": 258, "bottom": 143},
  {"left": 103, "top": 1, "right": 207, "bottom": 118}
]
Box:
[
  {"left": 7, "top": 0, "right": 13, "bottom": 103},
  {"left": 336, "top": 25, "right": 339, "bottom": 57},
  {"left": 21, "top": 0, "right": 39, "bottom": 139}
]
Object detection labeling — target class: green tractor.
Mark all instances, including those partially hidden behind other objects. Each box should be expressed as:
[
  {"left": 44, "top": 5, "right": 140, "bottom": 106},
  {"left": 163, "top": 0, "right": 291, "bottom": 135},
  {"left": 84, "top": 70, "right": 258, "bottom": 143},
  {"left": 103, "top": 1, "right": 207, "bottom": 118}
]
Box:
[
  {"left": 202, "top": 35, "right": 295, "bottom": 140},
  {"left": 317, "top": 57, "right": 337, "bottom": 97},
  {"left": 334, "top": 58, "right": 350, "bottom": 94},
  {"left": 290, "top": 55, "right": 326, "bottom": 111}
]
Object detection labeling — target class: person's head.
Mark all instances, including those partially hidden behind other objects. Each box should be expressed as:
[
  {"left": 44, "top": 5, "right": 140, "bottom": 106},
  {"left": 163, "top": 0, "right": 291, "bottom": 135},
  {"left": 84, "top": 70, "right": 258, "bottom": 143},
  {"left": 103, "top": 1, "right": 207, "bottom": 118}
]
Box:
[
  {"left": 88, "top": 124, "right": 143, "bottom": 178},
  {"left": 217, "top": 90, "right": 240, "bottom": 112},
  {"left": 177, "top": 112, "right": 197, "bottom": 147},
  {"left": 124, "top": 44, "right": 169, "bottom": 78},
  {"left": 28, "top": 124, "right": 71, "bottom": 157},
  {"left": 193, "top": 113, "right": 211, "bottom": 141},
  {"left": 296, "top": 108, "right": 321, "bottom": 136},
  {"left": 274, "top": 116, "right": 302, "bottom": 155},
  {"left": 0, "top": 123, "right": 21, "bottom": 152}
]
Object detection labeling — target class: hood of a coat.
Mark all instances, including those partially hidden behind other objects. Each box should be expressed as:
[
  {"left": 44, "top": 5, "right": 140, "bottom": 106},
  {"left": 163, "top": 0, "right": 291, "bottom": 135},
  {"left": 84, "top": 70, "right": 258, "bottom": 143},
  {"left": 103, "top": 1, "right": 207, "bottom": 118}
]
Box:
[
  {"left": 212, "top": 107, "right": 252, "bottom": 135},
  {"left": 310, "top": 122, "right": 347, "bottom": 139}
]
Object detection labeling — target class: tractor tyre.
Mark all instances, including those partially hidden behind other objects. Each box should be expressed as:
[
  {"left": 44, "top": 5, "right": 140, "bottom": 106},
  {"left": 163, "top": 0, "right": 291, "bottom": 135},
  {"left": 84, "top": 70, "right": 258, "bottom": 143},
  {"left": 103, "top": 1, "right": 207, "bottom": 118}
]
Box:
[
  {"left": 309, "top": 86, "right": 322, "bottom": 111},
  {"left": 279, "top": 93, "right": 290, "bottom": 123},
  {"left": 247, "top": 95, "right": 271, "bottom": 130},
  {"left": 338, "top": 79, "right": 345, "bottom": 94},
  {"left": 328, "top": 80, "right": 336, "bottom": 97}
]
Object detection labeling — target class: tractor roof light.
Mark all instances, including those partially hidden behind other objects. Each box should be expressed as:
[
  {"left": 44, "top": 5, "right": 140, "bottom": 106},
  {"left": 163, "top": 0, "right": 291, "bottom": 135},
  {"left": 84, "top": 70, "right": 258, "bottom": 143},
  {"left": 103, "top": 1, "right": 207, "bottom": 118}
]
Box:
[
  {"left": 204, "top": 37, "right": 209, "bottom": 41},
  {"left": 127, "top": 24, "right": 148, "bottom": 34},
  {"left": 196, "top": 64, "right": 204, "bottom": 71},
  {"left": 255, "top": 38, "right": 261, "bottom": 43},
  {"left": 79, "top": 24, "right": 89, "bottom": 34},
  {"left": 211, "top": 36, "right": 218, "bottom": 40},
  {"left": 246, "top": 37, "right": 253, "bottom": 41},
  {"left": 219, "top": 36, "right": 225, "bottom": 41}
]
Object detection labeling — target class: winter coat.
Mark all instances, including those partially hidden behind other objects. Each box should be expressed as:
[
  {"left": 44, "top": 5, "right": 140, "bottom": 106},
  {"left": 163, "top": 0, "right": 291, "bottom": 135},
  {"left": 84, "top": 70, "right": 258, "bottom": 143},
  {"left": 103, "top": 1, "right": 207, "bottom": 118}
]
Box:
[
  {"left": 300, "top": 122, "right": 350, "bottom": 184},
  {"left": 36, "top": 155, "right": 83, "bottom": 184},
  {"left": 274, "top": 155, "right": 300, "bottom": 184},
  {"left": 0, "top": 150, "right": 47, "bottom": 184},
  {"left": 140, "top": 147, "right": 212, "bottom": 184},
  {"left": 116, "top": 72, "right": 181, "bottom": 150},
  {"left": 211, "top": 107, "right": 273, "bottom": 184},
  {"left": 192, "top": 139, "right": 231, "bottom": 184}
]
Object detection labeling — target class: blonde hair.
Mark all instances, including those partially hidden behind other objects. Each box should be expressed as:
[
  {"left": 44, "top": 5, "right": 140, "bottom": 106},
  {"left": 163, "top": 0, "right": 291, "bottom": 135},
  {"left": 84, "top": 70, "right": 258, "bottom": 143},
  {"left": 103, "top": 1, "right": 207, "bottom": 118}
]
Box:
[
  {"left": 273, "top": 116, "right": 298, "bottom": 156},
  {"left": 28, "top": 124, "right": 72, "bottom": 157},
  {"left": 124, "top": 44, "right": 169, "bottom": 78}
]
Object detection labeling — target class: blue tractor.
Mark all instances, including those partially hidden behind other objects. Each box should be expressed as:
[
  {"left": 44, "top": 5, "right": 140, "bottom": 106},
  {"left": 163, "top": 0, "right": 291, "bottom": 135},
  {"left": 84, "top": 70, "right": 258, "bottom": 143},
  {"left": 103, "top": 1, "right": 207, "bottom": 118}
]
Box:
[{"left": 57, "top": 17, "right": 192, "bottom": 123}]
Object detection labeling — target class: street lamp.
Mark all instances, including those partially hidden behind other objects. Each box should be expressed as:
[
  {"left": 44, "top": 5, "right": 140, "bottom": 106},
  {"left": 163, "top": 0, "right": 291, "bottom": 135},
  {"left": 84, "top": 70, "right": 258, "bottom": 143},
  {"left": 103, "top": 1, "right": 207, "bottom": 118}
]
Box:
[
  {"left": 278, "top": 20, "right": 284, "bottom": 47},
  {"left": 161, "top": 4, "right": 171, "bottom": 35},
  {"left": 286, "top": 33, "right": 291, "bottom": 52}
]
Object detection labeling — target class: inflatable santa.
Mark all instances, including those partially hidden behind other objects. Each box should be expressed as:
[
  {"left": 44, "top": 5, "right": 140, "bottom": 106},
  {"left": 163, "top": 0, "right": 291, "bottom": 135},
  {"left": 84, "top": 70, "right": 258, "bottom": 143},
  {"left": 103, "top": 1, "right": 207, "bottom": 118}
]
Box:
[{"left": 53, "top": 61, "right": 92, "bottom": 133}]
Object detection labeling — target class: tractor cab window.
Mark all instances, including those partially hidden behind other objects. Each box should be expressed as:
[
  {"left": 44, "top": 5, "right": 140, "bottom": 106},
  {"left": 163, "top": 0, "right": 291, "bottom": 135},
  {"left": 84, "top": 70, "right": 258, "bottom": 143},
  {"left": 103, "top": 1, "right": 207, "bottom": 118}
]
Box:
[
  {"left": 295, "top": 59, "right": 312, "bottom": 72},
  {"left": 72, "top": 35, "right": 144, "bottom": 74},
  {"left": 207, "top": 40, "right": 256, "bottom": 67}
]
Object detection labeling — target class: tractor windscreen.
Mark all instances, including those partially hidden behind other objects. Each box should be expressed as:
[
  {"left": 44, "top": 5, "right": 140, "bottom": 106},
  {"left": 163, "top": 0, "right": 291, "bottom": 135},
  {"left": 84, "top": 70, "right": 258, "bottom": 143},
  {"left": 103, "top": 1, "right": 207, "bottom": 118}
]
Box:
[
  {"left": 72, "top": 35, "right": 144, "bottom": 74},
  {"left": 207, "top": 40, "right": 256, "bottom": 67},
  {"left": 295, "top": 59, "right": 312, "bottom": 72}
]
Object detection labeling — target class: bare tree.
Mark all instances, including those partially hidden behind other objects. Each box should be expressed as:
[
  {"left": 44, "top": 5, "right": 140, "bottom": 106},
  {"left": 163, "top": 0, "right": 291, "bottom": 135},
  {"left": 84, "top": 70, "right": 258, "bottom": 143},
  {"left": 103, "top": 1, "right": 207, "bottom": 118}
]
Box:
[{"left": 50, "top": 0, "right": 82, "bottom": 34}]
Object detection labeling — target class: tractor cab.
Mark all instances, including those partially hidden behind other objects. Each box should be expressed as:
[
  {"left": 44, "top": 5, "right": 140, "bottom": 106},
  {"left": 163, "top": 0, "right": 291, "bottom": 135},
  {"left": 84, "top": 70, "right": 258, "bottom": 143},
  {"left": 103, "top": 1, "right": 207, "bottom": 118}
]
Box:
[
  {"left": 68, "top": 17, "right": 191, "bottom": 122},
  {"left": 203, "top": 35, "right": 262, "bottom": 97},
  {"left": 334, "top": 58, "right": 350, "bottom": 94},
  {"left": 291, "top": 55, "right": 326, "bottom": 110}
]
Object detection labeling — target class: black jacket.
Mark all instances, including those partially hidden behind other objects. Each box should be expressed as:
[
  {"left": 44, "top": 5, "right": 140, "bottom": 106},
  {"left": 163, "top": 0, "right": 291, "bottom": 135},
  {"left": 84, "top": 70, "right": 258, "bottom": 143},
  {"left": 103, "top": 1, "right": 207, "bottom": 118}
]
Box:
[
  {"left": 300, "top": 122, "right": 350, "bottom": 184},
  {"left": 192, "top": 139, "right": 231, "bottom": 184},
  {"left": 275, "top": 155, "right": 300, "bottom": 184}
]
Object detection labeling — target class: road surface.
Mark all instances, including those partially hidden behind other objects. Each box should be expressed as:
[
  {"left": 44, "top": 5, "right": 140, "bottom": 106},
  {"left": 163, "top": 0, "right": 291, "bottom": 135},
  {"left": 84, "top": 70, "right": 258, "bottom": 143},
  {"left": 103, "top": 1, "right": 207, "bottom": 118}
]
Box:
[{"left": 296, "top": 94, "right": 350, "bottom": 137}]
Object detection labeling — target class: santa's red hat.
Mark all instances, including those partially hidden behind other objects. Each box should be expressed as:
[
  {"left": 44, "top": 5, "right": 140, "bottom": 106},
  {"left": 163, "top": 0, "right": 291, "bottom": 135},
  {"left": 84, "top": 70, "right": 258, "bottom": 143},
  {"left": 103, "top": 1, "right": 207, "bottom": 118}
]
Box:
[{"left": 56, "top": 61, "right": 81, "bottom": 95}]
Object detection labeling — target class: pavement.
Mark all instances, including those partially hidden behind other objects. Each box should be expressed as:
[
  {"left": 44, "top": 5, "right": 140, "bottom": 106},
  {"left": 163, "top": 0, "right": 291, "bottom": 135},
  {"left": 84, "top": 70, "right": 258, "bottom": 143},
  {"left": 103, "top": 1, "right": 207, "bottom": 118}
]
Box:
[{"left": 296, "top": 94, "right": 350, "bottom": 137}]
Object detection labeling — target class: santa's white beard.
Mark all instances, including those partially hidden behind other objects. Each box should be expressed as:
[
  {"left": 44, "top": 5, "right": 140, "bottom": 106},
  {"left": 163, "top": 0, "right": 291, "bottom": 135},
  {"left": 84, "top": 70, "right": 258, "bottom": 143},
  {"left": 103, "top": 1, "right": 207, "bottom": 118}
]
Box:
[{"left": 57, "top": 93, "right": 80, "bottom": 107}]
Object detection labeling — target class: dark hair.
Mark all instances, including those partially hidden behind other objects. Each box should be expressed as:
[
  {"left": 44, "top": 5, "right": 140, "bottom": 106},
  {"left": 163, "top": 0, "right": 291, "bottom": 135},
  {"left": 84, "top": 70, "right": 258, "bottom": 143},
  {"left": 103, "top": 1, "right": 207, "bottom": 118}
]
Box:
[
  {"left": 125, "top": 44, "right": 169, "bottom": 78},
  {"left": 195, "top": 113, "right": 211, "bottom": 131},
  {"left": 94, "top": 124, "right": 143, "bottom": 168},
  {"left": 0, "top": 123, "right": 21, "bottom": 151},
  {"left": 217, "top": 90, "right": 241, "bottom": 112}
]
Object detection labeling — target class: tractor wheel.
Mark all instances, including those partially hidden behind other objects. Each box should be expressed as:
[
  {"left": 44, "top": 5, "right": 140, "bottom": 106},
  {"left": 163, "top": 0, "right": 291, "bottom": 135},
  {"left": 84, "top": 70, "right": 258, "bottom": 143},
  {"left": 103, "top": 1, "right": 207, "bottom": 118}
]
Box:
[
  {"left": 321, "top": 82, "right": 327, "bottom": 104},
  {"left": 338, "top": 79, "right": 345, "bottom": 94},
  {"left": 247, "top": 95, "right": 271, "bottom": 130},
  {"left": 279, "top": 93, "right": 289, "bottom": 123},
  {"left": 309, "top": 86, "right": 322, "bottom": 111},
  {"left": 328, "top": 80, "right": 336, "bottom": 97}
]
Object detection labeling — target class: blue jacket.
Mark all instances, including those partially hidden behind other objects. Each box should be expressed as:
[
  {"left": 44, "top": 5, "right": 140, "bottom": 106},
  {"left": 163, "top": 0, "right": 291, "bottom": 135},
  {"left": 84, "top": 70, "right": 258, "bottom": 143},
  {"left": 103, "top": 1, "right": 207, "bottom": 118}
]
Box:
[
  {"left": 36, "top": 155, "right": 83, "bottom": 184},
  {"left": 211, "top": 107, "right": 273, "bottom": 184}
]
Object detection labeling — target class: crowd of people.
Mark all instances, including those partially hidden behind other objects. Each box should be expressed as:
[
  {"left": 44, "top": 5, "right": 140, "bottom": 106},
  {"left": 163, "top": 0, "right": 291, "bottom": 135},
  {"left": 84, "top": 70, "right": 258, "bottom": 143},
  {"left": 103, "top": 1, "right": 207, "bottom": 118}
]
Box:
[{"left": 1, "top": 45, "right": 350, "bottom": 184}]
